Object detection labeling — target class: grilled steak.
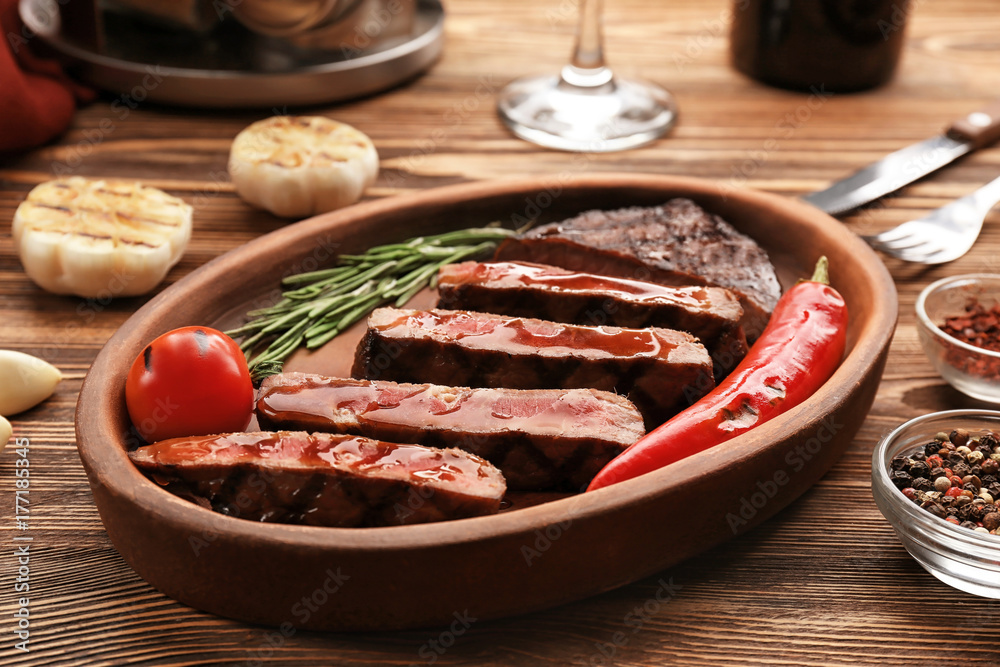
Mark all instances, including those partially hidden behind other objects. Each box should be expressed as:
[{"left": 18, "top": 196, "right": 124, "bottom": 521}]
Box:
[
  {"left": 436, "top": 260, "right": 749, "bottom": 379},
  {"left": 494, "top": 198, "right": 781, "bottom": 339},
  {"left": 257, "top": 373, "right": 645, "bottom": 491},
  {"left": 351, "top": 307, "right": 715, "bottom": 428},
  {"left": 129, "top": 431, "right": 505, "bottom": 527}
]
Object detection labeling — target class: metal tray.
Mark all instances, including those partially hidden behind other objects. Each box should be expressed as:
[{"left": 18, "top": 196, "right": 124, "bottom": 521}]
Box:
[{"left": 19, "top": 0, "right": 444, "bottom": 108}]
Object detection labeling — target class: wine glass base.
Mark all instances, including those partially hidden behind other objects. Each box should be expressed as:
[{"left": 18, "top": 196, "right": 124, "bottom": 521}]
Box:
[{"left": 497, "top": 73, "right": 677, "bottom": 152}]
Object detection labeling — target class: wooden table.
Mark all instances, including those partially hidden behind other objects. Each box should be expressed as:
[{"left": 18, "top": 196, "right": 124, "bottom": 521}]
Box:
[{"left": 4, "top": 0, "right": 1000, "bottom": 664}]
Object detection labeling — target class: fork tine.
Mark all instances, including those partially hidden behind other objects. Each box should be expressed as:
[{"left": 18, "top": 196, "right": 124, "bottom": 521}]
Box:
[
  {"left": 859, "top": 175, "right": 1000, "bottom": 264},
  {"left": 872, "top": 235, "right": 934, "bottom": 252},
  {"left": 865, "top": 226, "right": 914, "bottom": 245},
  {"left": 870, "top": 236, "right": 947, "bottom": 260},
  {"left": 890, "top": 245, "right": 962, "bottom": 265}
]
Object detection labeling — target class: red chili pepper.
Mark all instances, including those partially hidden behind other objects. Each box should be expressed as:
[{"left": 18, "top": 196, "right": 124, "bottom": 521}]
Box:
[{"left": 586, "top": 256, "right": 848, "bottom": 492}]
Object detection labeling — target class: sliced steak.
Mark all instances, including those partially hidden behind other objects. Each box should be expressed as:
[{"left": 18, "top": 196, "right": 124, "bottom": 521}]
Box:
[
  {"left": 494, "top": 198, "right": 781, "bottom": 339},
  {"left": 351, "top": 307, "right": 715, "bottom": 428},
  {"left": 257, "top": 373, "right": 645, "bottom": 491},
  {"left": 129, "top": 431, "right": 505, "bottom": 527},
  {"left": 436, "top": 260, "right": 749, "bottom": 379}
]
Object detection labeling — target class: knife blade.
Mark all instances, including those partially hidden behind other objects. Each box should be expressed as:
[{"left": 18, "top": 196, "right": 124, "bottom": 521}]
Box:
[{"left": 803, "top": 103, "right": 1000, "bottom": 215}]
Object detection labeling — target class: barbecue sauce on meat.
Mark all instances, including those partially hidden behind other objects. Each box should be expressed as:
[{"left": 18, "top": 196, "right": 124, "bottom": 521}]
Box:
[
  {"left": 379, "top": 309, "right": 673, "bottom": 359},
  {"left": 256, "top": 375, "right": 645, "bottom": 491},
  {"left": 352, "top": 308, "right": 715, "bottom": 428},
  {"left": 129, "top": 431, "right": 506, "bottom": 526},
  {"left": 442, "top": 261, "right": 717, "bottom": 306},
  {"left": 436, "top": 261, "right": 748, "bottom": 379}
]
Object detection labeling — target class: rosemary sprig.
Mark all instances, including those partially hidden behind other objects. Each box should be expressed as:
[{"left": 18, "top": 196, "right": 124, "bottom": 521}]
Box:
[{"left": 228, "top": 225, "right": 518, "bottom": 383}]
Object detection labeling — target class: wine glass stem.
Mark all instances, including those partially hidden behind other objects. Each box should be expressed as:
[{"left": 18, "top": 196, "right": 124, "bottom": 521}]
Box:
[{"left": 567, "top": 0, "right": 609, "bottom": 83}]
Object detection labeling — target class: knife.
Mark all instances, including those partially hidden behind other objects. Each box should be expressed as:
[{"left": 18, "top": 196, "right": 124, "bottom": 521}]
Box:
[{"left": 803, "top": 102, "right": 1000, "bottom": 215}]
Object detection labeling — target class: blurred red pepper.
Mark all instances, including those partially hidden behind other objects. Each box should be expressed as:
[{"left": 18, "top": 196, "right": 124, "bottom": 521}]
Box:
[{"left": 587, "top": 256, "right": 848, "bottom": 491}]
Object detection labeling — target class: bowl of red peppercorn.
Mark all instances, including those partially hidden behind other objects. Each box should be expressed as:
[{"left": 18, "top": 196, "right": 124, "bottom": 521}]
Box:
[
  {"left": 916, "top": 274, "right": 1000, "bottom": 402},
  {"left": 872, "top": 410, "right": 1000, "bottom": 598}
]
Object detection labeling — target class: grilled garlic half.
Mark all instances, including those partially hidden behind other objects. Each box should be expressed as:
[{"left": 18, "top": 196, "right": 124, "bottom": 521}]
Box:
[
  {"left": 12, "top": 178, "right": 193, "bottom": 298},
  {"left": 228, "top": 116, "right": 379, "bottom": 218},
  {"left": 0, "top": 350, "right": 61, "bottom": 416}
]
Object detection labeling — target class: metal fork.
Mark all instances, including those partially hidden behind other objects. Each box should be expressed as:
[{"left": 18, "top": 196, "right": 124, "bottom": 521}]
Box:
[{"left": 864, "top": 175, "right": 1000, "bottom": 264}]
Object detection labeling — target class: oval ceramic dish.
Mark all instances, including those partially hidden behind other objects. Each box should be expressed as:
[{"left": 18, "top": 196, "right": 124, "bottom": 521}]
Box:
[{"left": 75, "top": 174, "right": 897, "bottom": 631}]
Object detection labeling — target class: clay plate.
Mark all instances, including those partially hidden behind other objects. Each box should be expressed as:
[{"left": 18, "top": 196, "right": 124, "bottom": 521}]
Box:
[{"left": 75, "top": 174, "right": 896, "bottom": 631}]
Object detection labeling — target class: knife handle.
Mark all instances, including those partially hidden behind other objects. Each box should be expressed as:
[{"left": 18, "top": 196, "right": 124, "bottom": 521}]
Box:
[{"left": 947, "top": 101, "right": 1000, "bottom": 150}]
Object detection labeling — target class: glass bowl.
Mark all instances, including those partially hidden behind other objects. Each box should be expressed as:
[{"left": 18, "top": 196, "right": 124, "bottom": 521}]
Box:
[
  {"left": 871, "top": 410, "right": 1000, "bottom": 598},
  {"left": 916, "top": 274, "right": 1000, "bottom": 403}
]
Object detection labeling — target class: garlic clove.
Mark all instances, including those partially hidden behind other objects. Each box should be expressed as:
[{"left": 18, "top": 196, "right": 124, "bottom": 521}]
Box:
[
  {"left": 0, "top": 351, "right": 62, "bottom": 415},
  {"left": 0, "top": 416, "right": 10, "bottom": 453},
  {"left": 228, "top": 115, "right": 379, "bottom": 218}
]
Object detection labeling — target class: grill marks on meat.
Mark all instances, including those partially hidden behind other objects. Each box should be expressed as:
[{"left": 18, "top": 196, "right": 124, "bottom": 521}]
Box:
[
  {"left": 351, "top": 307, "right": 714, "bottom": 428},
  {"left": 436, "top": 260, "right": 749, "bottom": 379},
  {"left": 257, "top": 373, "right": 645, "bottom": 491},
  {"left": 494, "top": 198, "right": 781, "bottom": 339},
  {"left": 128, "top": 431, "right": 505, "bottom": 527}
]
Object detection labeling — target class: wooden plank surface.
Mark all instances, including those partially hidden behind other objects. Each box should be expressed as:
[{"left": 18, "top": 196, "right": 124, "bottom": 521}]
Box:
[{"left": 3, "top": 0, "right": 1000, "bottom": 664}]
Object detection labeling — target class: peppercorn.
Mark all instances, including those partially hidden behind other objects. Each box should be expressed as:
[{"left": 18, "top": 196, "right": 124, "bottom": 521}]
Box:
[
  {"left": 890, "top": 470, "right": 914, "bottom": 489},
  {"left": 925, "top": 503, "right": 947, "bottom": 518},
  {"left": 889, "top": 427, "right": 1000, "bottom": 537}
]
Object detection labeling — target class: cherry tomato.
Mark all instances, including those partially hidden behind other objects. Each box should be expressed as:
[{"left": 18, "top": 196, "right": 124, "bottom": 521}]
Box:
[{"left": 125, "top": 326, "right": 253, "bottom": 442}]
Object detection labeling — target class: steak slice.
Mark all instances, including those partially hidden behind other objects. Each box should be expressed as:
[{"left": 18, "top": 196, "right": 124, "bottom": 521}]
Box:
[
  {"left": 436, "top": 260, "right": 749, "bottom": 379},
  {"left": 494, "top": 198, "right": 781, "bottom": 339},
  {"left": 257, "top": 373, "right": 645, "bottom": 491},
  {"left": 129, "top": 431, "right": 505, "bottom": 527},
  {"left": 351, "top": 307, "right": 715, "bottom": 428}
]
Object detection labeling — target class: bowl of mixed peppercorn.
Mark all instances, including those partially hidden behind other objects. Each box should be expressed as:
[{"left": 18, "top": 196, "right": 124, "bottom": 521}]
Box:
[
  {"left": 872, "top": 410, "right": 1000, "bottom": 598},
  {"left": 916, "top": 274, "right": 1000, "bottom": 402}
]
